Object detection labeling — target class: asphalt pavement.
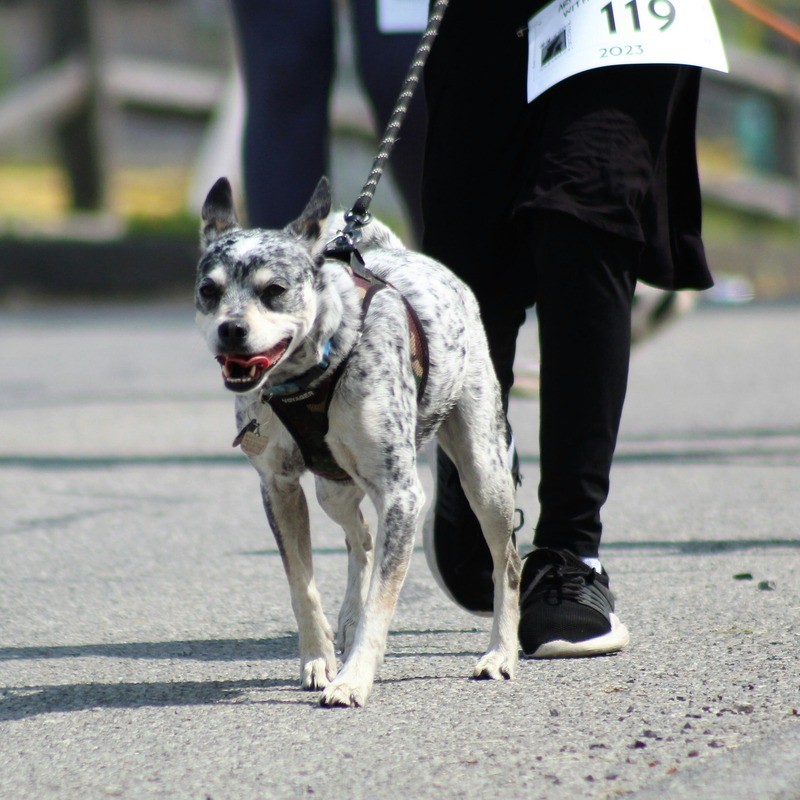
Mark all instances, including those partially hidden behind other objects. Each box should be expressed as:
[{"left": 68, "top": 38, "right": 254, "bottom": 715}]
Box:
[{"left": 1, "top": 298, "right": 799, "bottom": 799}]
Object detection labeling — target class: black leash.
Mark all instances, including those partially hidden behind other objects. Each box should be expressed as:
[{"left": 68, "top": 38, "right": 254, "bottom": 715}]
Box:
[{"left": 325, "top": 0, "right": 450, "bottom": 262}]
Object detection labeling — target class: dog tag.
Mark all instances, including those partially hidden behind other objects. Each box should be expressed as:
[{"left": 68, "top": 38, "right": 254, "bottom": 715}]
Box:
[
  {"left": 240, "top": 430, "right": 268, "bottom": 457},
  {"left": 233, "top": 420, "right": 268, "bottom": 456}
]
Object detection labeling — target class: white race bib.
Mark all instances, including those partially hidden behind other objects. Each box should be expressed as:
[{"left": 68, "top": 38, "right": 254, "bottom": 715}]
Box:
[
  {"left": 378, "top": 0, "right": 429, "bottom": 34},
  {"left": 527, "top": 0, "right": 728, "bottom": 103}
]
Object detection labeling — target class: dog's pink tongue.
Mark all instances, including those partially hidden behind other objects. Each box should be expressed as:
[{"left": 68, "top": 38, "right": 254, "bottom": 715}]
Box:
[
  {"left": 226, "top": 354, "right": 273, "bottom": 369},
  {"left": 221, "top": 341, "right": 287, "bottom": 370}
]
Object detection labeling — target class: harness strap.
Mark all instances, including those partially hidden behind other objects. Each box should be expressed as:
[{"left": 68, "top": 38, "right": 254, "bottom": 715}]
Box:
[
  {"left": 265, "top": 264, "right": 429, "bottom": 482},
  {"left": 346, "top": 258, "right": 429, "bottom": 404}
]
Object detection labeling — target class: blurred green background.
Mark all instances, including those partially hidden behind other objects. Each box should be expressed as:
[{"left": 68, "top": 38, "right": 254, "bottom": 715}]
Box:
[{"left": 0, "top": 0, "right": 798, "bottom": 301}]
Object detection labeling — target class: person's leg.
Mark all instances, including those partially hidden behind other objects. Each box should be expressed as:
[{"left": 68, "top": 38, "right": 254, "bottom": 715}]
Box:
[
  {"left": 518, "top": 210, "right": 637, "bottom": 657},
  {"left": 230, "top": 0, "right": 334, "bottom": 228},
  {"left": 350, "top": 0, "right": 427, "bottom": 244},
  {"left": 533, "top": 212, "right": 637, "bottom": 556},
  {"left": 420, "top": 28, "right": 530, "bottom": 613},
  {"left": 419, "top": 0, "right": 532, "bottom": 615}
]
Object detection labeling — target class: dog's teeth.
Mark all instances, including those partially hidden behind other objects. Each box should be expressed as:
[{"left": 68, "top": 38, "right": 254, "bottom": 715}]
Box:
[{"left": 248, "top": 365, "right": 257, "bottom": 378}]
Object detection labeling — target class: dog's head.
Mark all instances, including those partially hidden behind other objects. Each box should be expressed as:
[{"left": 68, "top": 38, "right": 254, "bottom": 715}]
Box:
[{"left": 195, "top": 177, "right": 332, "bottom": 394}]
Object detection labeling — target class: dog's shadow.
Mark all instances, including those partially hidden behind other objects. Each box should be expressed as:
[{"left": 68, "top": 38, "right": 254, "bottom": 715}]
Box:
[
  {"left": 0, "top": 676, "right": 299, "bottom": 722},
  {"left": 0, "top": 628, "right": 494, "bottom": 722},
  {"left": 0, "top": 631, "right": 488, "bottom": 719},
  {"left": 0, "top": 636, "right": 299, "bottom": 721},
  {"left": 0, "top": 636, "right": 297, "bottom": 664}
]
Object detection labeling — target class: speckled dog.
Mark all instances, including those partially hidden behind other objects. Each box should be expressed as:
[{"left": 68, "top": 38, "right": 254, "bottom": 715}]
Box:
[{"left": 195, "top": 177, "right": 520, "bottom": 708}]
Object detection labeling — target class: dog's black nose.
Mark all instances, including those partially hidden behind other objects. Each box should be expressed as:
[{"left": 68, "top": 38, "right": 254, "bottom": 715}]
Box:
[{"left": 218, "top": 319, "right": 248, "bottom": 344}]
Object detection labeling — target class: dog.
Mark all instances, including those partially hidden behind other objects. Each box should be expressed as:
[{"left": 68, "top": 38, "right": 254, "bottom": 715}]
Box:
[{"left": 195, "top": 176, "right": 520, "bottom": 707}]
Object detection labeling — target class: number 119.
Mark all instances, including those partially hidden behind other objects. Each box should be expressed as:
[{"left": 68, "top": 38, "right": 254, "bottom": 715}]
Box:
[{"left": 601, "top": 0, "right": 676, "bottom": 33}]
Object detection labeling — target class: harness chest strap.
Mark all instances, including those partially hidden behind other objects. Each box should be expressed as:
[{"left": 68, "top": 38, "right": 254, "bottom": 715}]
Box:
[{"left": 260, "top": 264, "right": 429, "bottom": 482}]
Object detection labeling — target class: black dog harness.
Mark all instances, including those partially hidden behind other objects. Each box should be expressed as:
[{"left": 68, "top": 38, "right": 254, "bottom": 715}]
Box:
[{"left": 255, "top": 258, "right": 429, "bottom": 482}]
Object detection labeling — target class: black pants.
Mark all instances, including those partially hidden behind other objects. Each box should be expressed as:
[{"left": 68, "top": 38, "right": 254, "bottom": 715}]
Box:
[
  {"left": 230, "top": 0, "right": 426, "bottom": 239},
  {"left": 425, "top": 211, "right": 638, "bottom": 558}
]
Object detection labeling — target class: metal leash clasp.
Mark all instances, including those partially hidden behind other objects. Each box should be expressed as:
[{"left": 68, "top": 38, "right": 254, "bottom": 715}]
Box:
[{"left": 324, "top": 209, "right": 372, "bottom": 265}]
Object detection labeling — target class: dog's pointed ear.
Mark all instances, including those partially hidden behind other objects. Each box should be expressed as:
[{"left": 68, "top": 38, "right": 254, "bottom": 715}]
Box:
[
  {"left": 286, "top": 176, "right": 332, "bottom": 245},
  {"left": 201, "top": 177, "right": 240, "bottom": 248}
]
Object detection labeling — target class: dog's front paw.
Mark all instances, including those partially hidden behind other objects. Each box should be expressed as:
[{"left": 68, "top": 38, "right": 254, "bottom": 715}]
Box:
[
  {"left": 319, "top": 679, "right": 370, "bottom": 708},
  {"left": 473, "top": 648, "right": 517, "bottom": 681},
  {"left": 301, "top": 657, "right": 337, "bottom": 691}
]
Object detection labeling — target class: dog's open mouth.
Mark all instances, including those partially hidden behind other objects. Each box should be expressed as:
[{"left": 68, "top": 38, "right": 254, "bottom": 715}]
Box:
[{"left": 216, "top": 338, "right": 291, "bottom": 392}]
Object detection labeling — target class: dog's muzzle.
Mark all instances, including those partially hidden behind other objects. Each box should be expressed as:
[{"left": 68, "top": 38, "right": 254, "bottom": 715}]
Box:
[{"left": 215, "top": 338, "right": 291, "bottom": 393}]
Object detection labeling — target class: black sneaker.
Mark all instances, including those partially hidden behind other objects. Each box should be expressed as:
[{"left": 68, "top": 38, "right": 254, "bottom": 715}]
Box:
[
  {"left": 423, "top": 445, "right": 520, "bottom": 616},
  {"left": 518, "top": 548, "right": 629, "bottom": 658}
]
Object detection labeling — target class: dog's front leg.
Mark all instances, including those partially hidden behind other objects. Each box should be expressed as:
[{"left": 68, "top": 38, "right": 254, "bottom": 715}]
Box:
[
  {"left": 315, "top": 479, "right": 372, "bottom": 659},
  {"left": 261, "top": 476, "right": 337, "bottom": 690},
  {"left": 320, "top": 476, "right": 424, "bottom": 708}
]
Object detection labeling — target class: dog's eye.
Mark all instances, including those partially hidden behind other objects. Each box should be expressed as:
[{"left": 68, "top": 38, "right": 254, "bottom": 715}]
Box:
[
  {"left": 261, "top": 284, "right": 287, "bottom": 303},
  {"left": 198, "top": 280, "right": 220, "bottom": 301}
]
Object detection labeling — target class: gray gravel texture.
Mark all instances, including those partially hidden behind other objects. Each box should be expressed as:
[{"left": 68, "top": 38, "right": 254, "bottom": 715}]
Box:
[{"left": 1, "top": 300, "right": 799, "bottom": 800}]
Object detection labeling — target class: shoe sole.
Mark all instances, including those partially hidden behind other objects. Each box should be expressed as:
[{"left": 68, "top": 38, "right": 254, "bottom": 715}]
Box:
[
  {"left": 522, "top": 614, "right": 630, "bottom": 659},
  {"left": 422, "top": 507, "right": 494, "bottom": 618}
]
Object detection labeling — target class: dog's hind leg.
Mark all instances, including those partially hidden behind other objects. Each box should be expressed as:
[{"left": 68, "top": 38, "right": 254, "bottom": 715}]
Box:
[
  {"left": 315, "top": 479, "right": 372, "bottom": 659},
  {"left": 260, "top": 475, "right": 337, "bottom": 690},
  {"left": 438, "top": 407, "right": 521, "bottom": 680}
]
